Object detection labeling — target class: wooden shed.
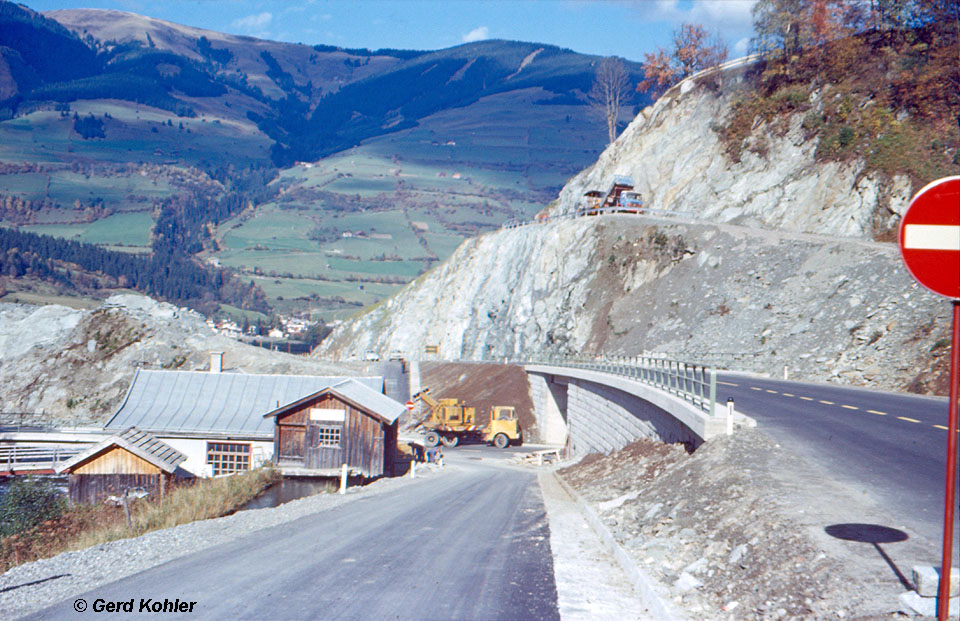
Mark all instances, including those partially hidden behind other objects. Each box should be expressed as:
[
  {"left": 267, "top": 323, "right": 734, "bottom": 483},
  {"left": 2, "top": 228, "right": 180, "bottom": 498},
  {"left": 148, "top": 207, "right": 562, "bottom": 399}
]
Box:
[
  {"left": 55, "top": 427, "right": 186, "bottom": 505},
  {"left": 265, "top": 379, "right": 404, "bottom": 478}
]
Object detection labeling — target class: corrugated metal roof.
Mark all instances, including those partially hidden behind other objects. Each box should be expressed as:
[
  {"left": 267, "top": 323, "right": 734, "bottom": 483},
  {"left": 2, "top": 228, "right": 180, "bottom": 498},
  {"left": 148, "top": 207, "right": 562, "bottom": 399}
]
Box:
[
  {"left": 56, "top": 427, "right": 186, "bottom": 474},
  {"left": 263, "top": 378, "right": 406, "bottom": 425},
  {"left": 106, "top": 370, "right": 385, "bottom": 436}
]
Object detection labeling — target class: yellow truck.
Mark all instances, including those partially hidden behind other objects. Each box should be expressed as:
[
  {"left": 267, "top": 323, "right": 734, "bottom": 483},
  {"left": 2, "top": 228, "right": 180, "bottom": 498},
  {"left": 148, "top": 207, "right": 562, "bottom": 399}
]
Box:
[{"left": 411, "top": 388, "right": 522, "bottom": 449}]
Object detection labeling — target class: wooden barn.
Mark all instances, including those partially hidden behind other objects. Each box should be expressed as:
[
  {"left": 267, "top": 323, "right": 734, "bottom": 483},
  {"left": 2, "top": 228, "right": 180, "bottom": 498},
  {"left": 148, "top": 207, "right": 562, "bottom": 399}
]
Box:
[
  {"left": 55, "top": 427, "right": 186, "bottom": 505},
  {"left": 104, "top": 364, "right": 387, "bottom": 478},
  {"left": 266, "top": 379, "right": 404, "bottom": 478}
]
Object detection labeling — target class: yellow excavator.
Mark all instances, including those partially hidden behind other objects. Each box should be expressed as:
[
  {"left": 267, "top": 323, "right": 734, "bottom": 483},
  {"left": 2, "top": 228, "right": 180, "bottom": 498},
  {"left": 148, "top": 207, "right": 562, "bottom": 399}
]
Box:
[{"left": 411, "top": 388, "right": 522, "bottom": 449}]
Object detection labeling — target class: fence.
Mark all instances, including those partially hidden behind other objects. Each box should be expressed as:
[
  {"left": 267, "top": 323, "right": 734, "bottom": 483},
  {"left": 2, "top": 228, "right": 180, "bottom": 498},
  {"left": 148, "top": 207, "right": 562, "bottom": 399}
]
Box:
[
  {"left": 515, "top": 354, "right": 717, "bottom": 418},
  {"left": 0, "top": 444, "right": 84, "bottom": 472},
  {"left": 502, "top": 206, "right": 694, "bottom": 231},
  {"left": 0, "top": 412, "right": 98, "bottom": 431}
]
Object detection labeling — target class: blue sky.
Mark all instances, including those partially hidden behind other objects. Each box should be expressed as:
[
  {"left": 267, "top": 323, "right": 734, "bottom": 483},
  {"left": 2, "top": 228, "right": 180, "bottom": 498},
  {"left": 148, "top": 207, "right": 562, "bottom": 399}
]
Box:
[{"left": 27, "top": 0, "right": 758, "bottom": 62}]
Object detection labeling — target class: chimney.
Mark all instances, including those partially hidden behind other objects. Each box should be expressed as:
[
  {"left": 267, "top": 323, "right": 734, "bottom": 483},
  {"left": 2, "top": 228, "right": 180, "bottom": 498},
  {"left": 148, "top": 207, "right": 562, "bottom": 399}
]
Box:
[{"left": 210, "top": 352, "right": 223, "bottom": 374}]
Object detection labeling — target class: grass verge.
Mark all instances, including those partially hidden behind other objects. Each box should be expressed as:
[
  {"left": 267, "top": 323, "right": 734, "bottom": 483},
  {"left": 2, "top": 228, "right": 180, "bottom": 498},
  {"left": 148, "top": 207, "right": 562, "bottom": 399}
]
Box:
[{"left": 0, "top": 468, "right": 279, "bottom": 573}]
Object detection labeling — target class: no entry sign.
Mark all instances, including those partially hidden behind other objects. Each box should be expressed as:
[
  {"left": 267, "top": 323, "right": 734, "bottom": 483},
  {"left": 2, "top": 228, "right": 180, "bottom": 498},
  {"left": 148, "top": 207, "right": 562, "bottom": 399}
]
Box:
[
  {"left": 902, "top": 177, "right": 960, "bottom": 619},
  {"left": 899, "top": 176, "right": 960, "bottom": 299}
]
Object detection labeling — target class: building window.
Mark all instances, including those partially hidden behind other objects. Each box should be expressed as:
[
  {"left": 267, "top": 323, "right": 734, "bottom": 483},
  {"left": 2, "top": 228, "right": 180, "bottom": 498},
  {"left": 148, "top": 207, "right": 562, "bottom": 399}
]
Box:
[
  {"left": 316, "top": 425, "right": 341, "bottom": 448},
  {"left": 207, "top": 442, "right": 251, "bottom": 476}
]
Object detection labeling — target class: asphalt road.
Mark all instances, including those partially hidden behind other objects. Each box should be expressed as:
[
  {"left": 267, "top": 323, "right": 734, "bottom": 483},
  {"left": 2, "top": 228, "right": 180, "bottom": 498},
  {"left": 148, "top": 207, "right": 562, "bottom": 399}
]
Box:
[
  {"left": 717, "top": 372, "right": 953, "bottom": 542},
  {"left": 28, "top": 458, "right": 558, "bottom": 621}
]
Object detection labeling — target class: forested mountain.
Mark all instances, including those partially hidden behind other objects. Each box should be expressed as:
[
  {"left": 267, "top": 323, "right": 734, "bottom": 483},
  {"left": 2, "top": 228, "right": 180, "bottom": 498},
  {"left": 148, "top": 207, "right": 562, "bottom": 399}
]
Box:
[
  {"left": 0, "top": 2, "right": 647, "bottom": 320},
  {"left": 1, "top": 4, "right": 647, "bottom": 166}
]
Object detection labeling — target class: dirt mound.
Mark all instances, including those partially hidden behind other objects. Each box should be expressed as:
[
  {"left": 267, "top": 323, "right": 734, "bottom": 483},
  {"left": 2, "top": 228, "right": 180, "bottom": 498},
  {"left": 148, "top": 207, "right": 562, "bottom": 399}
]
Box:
[
  {"left": 419, "top": 362, "right": 537, "bottom": 441},
  {"left": 559, "top": 430, "right": 933, "bottom": 619}
]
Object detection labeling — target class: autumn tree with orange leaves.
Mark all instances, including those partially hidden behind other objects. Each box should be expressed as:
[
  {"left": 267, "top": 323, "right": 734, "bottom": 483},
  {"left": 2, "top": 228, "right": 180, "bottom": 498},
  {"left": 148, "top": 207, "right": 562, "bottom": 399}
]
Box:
[{"left": 636, "top": 23, "right": 728, "bottom": 99}]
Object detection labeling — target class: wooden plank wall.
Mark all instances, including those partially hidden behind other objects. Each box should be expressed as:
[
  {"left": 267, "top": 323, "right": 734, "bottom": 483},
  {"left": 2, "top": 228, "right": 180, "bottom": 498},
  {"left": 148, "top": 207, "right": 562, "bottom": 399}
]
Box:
[
  {"left": 68, "top": 473, "right": 170, "bottom": 505},
  {"left": 275, "top": 394, "right": 387, "bottom": 477},
  {"left": 73, "top": 447, "right": 162, "bottom": 475}
]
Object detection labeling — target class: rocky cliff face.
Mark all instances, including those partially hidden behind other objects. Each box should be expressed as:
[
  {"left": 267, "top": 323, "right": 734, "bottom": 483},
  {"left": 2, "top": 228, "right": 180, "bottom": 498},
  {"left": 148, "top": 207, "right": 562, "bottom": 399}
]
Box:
[
  {"left": 0, "top": 294, "right": 363, "bottom": 422},
  {"left": 553, "top": 68, "right": 911, "bottom": 240},
  {"left": 316, "top": 72, "right": 951, "bottom": 395},
  {"left": 317, "top": 215, "right": 951, "bottom": 394}
]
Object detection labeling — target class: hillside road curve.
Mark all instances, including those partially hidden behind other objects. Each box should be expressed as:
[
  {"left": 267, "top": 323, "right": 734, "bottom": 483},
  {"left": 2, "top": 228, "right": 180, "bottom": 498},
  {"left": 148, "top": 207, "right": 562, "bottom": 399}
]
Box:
[
  {"left": 26, "top": 460, "right": 559, "bottom": 621},
  {"left": 717, "top": 372, "right": 952, "bottom": 543}
]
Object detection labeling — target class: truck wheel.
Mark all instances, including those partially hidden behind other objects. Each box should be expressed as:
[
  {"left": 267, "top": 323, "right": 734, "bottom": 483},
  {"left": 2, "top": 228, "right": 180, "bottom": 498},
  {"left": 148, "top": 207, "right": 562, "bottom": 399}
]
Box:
[
  {"left": 440, "top": 435, "right": 459, "bottom": 447},
  {"left": 493, "top": 433, "right": 509, "bottom": 449},
  {"left": 425, "top": 431, "right": 440, "bottom": 447}
]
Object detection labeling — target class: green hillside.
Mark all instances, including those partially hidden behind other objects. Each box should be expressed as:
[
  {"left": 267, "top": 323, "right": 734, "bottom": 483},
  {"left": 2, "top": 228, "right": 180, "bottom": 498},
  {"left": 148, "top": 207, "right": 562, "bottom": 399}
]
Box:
[{"left": 0, "top": 2, "right": 645, "bottom": 319}]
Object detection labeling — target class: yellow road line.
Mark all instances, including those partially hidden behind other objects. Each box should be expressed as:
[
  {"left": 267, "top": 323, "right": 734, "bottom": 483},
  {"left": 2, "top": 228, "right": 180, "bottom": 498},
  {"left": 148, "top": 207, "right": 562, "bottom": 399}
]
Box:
[
  {"left": 782, "top": 393, "right": 795, "bottom": 397},
  {"left": 841, "top": 405, "right": 859, "bottom": 410},
  {"left": 819, "top": 400, "right": 835, "bottom": 405},
  {"left": 766, "top": 390, "right": 778, "bottom": 394},
  {"left": 867, "top": 410, "right": 887, "bottom": 416},
  {"left": 935, "top": 425, "right": 949, "bottom": 431},
  {"left": 799, "top": 396, "right": 814, "bottom": 401},
  {"left": 750, "top": 386, "right": 763, "bottom": 391},
  {"left": 718, "top": 381, "right": 739, "bottom": 387},
  {"left": 898, "top": 416, "right": 921, "bottom": 423}
]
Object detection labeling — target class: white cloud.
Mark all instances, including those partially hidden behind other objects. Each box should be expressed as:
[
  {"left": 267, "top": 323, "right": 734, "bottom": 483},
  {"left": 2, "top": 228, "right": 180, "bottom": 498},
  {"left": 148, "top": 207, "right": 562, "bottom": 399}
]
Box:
[
  {"left": 462, "top": 26, "right": 489, "bottom": 43},
  {"left": 733, "top": 36, "right": 750, "bottom": 56},
  {"left": 635, "top": 0, "right": 755, "bottom": 32},
  {"left": 693, "top": 0, "right": 756, "bottom": 32},
  {"left": 232, "top": 12, "right": 273, "bottom": 31},
  {"left": 630, "top": 0, "right": 756, "bottom": 56}
]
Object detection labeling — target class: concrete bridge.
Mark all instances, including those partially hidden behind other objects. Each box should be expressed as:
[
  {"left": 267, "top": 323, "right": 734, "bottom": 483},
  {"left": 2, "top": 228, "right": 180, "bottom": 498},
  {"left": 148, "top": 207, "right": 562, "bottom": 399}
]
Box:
[{"left": 524, "top": 358, "right": 755, "bottom": 456}]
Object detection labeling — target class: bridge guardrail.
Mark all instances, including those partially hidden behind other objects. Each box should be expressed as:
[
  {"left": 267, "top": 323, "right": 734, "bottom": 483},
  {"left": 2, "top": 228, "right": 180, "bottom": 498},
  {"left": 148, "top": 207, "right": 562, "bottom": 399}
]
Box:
[
  {"left": 0, "top": 412, "right": 98, "bottom": 431},
  {"left": 512, "top": 354, "right": 717, "bottom": 418}
]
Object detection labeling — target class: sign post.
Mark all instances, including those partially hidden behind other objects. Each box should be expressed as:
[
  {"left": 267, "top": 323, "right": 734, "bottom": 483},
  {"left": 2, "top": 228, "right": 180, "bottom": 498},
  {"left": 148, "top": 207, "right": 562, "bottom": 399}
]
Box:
[{"left": 898, "top": 176, "right": 960, "bottom": 621}]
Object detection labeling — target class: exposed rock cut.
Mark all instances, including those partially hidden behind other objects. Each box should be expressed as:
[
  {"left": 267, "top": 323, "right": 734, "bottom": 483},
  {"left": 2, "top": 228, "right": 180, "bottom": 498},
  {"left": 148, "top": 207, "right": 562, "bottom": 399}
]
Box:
[{"left": 0, "top": 294, "right": 363, "bottom": 422}]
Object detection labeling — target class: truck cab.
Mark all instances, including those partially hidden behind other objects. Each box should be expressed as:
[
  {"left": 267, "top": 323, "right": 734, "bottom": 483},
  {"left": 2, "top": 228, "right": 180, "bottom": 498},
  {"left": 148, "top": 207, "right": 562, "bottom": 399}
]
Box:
[{"left": 483, "top": 406, "right": 522, "bottom": 449}]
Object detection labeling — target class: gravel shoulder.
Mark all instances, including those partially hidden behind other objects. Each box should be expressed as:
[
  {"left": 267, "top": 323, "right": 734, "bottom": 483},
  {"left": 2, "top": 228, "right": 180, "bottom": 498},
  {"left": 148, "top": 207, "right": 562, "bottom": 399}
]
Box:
[
  {"left": 557, "top": 429, "right": 936, "bottom": 620},
  {"left": 0, "top": 465, "right": 451, "bottom": 620},
  {"left": 538, "top": 470, "right": 649, "bottom": 620}
]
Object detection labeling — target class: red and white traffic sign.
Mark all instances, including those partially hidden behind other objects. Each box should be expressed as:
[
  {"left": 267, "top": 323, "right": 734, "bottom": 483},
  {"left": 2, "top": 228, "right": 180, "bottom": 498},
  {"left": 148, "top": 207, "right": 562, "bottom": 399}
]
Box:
[
  {"left": 901, "top": 177, "right": 960, "bottom": 619},
  {"left": 899, "top": 176, "right": 960, "bottom": 300},
  {"left": 405, "top": 401, "right": 415, "bottom": 411}
]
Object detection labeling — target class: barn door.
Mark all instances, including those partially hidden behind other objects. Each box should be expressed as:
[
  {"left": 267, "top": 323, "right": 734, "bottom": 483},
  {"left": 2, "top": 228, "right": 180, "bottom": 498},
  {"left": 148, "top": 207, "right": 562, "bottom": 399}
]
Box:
[{"left": 278, "top": 425, "right": 305, "bottom": 461}]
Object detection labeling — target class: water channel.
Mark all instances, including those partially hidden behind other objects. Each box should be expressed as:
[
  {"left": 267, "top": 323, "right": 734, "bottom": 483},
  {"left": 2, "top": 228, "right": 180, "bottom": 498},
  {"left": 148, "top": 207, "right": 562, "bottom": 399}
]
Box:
[{"left": 238, "top": 476, "right": 336, "bottom": 511}]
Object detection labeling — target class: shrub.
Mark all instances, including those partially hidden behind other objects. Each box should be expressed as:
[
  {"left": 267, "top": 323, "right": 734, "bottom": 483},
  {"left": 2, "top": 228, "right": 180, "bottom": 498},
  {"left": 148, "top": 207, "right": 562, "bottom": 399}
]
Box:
[
  {"left": 838, "top": 126, "right": 855, "bottom": 147},
  {"left": 0, "top": 477, "right": 66, "bottom": 536}
]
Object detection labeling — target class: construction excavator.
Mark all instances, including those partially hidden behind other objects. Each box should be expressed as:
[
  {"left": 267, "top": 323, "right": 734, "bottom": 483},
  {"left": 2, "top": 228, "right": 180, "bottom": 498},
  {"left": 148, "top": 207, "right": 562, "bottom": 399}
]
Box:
[{"left": 411, "top": 388, "right": 522, "bottom": 449}]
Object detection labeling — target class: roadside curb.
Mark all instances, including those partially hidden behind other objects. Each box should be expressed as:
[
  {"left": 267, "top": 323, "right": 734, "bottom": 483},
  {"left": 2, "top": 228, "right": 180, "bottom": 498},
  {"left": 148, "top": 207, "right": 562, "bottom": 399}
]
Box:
[{"left": 552, "top": 472, "right": 684, "bottom": 621}]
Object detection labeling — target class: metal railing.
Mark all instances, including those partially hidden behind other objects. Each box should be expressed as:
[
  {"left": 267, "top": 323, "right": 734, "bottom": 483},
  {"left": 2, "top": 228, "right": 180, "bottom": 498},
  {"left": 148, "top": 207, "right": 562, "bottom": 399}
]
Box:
[
  {"left": 0, "top": 445, "right": 84, "bottom": 471},
  {"left": 502, "top": 206, "right": 693, "bottom": 231},
  {"left": 0, "top": 412, "right": 98, "bottom": 431},
  {"left": 515, "top": 354, "right": 717, "bottom": 417}
]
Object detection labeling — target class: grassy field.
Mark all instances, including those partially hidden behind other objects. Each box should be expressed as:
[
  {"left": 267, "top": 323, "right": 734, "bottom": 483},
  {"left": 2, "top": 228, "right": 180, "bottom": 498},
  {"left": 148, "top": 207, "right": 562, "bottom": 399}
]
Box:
[
  {"left": 1, "top": 88, "right": 604, "bottom": 318},
  {"left": 201, "top": 87, "right": 606, "bottom": 315},
  {"left": 25, "top": 212, "right": 154, "bottom": 246},
  {"left": 0, "top": 469, "right": 278, "bottom": 574}
]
